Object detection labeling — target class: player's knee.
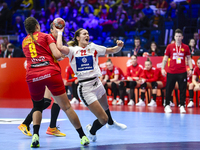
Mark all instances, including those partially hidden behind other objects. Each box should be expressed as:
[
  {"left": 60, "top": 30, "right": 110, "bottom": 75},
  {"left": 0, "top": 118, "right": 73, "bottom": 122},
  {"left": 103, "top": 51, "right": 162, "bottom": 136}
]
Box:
[
  {"left": 130, "top": 81, "right": 137, "bottom": 89},
  {"left": 32, "top": 98, "right": 44, "bottom": 113},
  {"left": 99, "top": 115, "right": 108, "bottom": 125},
  {"left": 151, "top": 82, "right": 158, "bottom": 89},
  {"left": 140, "top": 82, "right": 147, "bottom": 89},
  {"left": 60, "top": 102, "right": 71, "bottom": 112},
  {"left": 43, "top": 98, "right": 52, "bottom": 110},
  {"left": 118, "top": 81, "right": 124, "bottom": 90}
]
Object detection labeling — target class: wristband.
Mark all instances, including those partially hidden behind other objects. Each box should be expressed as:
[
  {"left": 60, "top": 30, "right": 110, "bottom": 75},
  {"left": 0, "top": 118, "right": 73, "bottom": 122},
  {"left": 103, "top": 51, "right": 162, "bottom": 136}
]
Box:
[
  {"left": 106, "top": 79, "right": 110, "bottom": 82},
  {"left": 190, "top": 69, "right": 193, "bottom": 71},
  {"left": 58, "top": 31, "right": 63, "bottom": 35}
]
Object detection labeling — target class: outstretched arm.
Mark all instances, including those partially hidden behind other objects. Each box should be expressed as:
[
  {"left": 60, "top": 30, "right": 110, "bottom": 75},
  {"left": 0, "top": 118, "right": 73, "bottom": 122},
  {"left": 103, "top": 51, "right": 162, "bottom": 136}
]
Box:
[{"left": 105, "top": 40, "right": 124, "bottom": 54}]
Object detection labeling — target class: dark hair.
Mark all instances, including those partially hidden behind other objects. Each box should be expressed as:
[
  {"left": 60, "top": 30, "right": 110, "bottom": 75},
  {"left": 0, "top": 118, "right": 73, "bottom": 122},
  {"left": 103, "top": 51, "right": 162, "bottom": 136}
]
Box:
[
  {"left": 106, "top": 58, "right": 112, "bottom": 63},
  {"left": 134, "top": 37, "right": 141, "bottom": 42},
  {"left": 8, "top": 44, "right": 15, "bottom": 49},
  {"left": 67, "top": 28, "right": 84, "bottom": 46},
  {"left": 149, "top": 41, "right": 159, "bottom": 55},
  {"left": 24, "top": 17, "right": 40, "bottom": 45},
  {"left": 175, "top": 28, "right": 183, "bottom": 35},
  {"left": 145, "top": 57, "right": 152, "bottom": 64},
  {"left": 1, "top": 43, "right": 6, "bottom": 49}
]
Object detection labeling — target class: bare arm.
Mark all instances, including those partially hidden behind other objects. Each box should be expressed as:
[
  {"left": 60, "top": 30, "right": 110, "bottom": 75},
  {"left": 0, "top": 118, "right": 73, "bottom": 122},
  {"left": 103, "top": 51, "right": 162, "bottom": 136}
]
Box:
[
  {"left": 161, "top": 55, "right": 168, "bottom": 70},
  {"left": 187, "top": 55, "right": 193, "bottom": 70},
  {"left": 105, "top": 40, "right": 124, "bottom": 54},
  {"left": 192, "top": 75, "right": 198, "bottom": 86},
  {"left": 49, "top": 43, "right": 62, "bottom": 59},
  {"left": 56, "top": 29, "right": 70, "bottom": 55}
]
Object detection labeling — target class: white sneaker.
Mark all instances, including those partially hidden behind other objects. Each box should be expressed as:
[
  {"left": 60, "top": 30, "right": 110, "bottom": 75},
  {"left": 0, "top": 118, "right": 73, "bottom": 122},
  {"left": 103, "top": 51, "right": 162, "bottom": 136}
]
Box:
[
  {"left": 112, "top": 99, "right": 117, "bottom": 105},
  {"left": 70, "top": 97, "right": 79, "bottom": 104},
  {"left": 136, "top": 99, "right": 145, "bottom": 106},
  {"left": 116, "top": 99, "right": 123, "bottom": 105},
  {"left": 180, "top": 106, "right": 186, "bottom": 113},
  {"left": 164, "top": 105, "right": 172, "bottom": 113},
  {"left": 128, "top": 99, "right": 134, "bottom": 106},
  {"left": 86, "top": 124, "right": 96, "bottom": 142},
  {"left": 80, "top": 101, "right": 84, "bottom": 105},
  {"left": 106, "top": 120, "right": 127, "bottom": 130},
  {"left": 187, "top": 101, "right": 194, "bottom": 108},
  {"left": 148, "top": 99, "right": 157, "bottom": 107},
  {"left": 170, "top": 101, "right": 175, "bottom": 107}
]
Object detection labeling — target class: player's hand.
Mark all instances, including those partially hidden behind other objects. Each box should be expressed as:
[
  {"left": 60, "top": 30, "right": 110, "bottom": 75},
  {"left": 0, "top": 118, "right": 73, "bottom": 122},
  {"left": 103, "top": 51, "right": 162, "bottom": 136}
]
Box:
[
  {"left": 116, "top": 40, "right": 124, "bottom": 48},
  {"left": 55, "top": 27, "right": 64, "bottom": 33},
  {"left": 161, "top": 69, "right": 166, "bottom": 77},
  {"left": 188, "top": 70, "right": 192, "bottom": 77}
]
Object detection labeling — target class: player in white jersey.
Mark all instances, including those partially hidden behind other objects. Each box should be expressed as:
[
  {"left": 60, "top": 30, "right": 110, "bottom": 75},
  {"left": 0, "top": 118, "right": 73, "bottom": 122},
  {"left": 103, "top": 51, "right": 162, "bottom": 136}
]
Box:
[{"left": 56, "top": 27, "right": 127, "bottom": 142}]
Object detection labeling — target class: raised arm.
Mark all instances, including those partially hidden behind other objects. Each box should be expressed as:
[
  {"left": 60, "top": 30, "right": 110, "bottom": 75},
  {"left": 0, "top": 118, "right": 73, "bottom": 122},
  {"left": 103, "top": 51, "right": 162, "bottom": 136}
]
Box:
[
  {"left": 49, "top": 43, "right": 62, "bottom": 59},
  {"left": 56, "top": 28, "right": 70, "bottom": 55},
  {"left": 105, "top": 40, "right": 124, "bottom": 54}
]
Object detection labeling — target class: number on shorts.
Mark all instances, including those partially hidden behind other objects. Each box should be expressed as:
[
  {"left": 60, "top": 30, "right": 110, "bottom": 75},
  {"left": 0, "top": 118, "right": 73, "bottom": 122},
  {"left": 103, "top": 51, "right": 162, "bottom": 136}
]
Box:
[{"left": 29, "top": 43, "right": 37, "bottom": 58}]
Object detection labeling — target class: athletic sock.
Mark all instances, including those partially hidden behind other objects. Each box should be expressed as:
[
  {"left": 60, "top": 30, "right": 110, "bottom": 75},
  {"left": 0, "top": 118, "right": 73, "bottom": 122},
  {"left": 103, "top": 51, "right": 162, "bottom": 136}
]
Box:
[
  {"left": 76, "top": 127, "right": 85, "bottom": 138},
  {"left": 90, "top": 119, "right": 103, "bottom": 135},
  {"left": 49, "top": 103, "right": 60, "bottom": 128}
]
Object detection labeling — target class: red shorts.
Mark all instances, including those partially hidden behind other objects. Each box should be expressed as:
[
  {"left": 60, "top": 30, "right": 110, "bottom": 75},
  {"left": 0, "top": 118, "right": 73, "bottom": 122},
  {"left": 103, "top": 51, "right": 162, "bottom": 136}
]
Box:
[{"left": 27, "top": 73, "right": 66, "bottom": 101}]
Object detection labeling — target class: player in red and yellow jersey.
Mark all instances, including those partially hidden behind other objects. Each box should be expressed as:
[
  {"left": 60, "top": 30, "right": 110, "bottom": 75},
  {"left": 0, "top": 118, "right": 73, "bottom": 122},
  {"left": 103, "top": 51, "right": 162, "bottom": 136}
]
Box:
[
  {"left": 137, "top": 58, "right": 166, "bottom": 107},
  {"left": 102, "top": 58, "right": 125, "bottom": 105},
  {"left": 192, "top": 58, "right": 200, "bottom": 92},
  {"left": 22, "top": 17, "right": 89, "bottom": 147}
]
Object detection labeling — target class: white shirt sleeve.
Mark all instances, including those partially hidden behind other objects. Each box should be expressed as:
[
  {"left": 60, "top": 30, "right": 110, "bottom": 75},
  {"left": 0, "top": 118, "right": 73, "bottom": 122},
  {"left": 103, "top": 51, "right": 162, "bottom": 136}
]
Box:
[{"left": 91, "top": 43, "right": 106, "bottom": 56}]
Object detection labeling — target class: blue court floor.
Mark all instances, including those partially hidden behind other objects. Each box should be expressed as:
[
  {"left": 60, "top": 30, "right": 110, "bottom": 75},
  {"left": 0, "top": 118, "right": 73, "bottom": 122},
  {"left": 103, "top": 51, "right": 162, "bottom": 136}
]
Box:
[{"left": 0, "top": 106, "right": 200, "bottom": 150}]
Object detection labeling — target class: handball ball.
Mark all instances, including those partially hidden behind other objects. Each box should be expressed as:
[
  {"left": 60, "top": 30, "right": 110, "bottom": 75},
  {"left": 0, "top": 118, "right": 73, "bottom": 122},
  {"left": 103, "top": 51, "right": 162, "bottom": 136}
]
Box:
[
  {"left": 53, "top": 18, "right": 65, "bottom": 29},
  {"left": 142, "top": 52, "right": 149, "bottom": 57}
]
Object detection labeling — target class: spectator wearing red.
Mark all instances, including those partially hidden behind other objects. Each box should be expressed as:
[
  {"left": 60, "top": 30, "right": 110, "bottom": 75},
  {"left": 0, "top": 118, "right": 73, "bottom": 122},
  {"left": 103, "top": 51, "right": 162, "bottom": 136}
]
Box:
[
  {"left": 102, "top": 59, "right": 125, "bottom": 105},
  {"left": 136, "top": 58, "right": 166, "bottom": 106},
  {"left": 192, "top": 58, "right": 200, "bottom": 91}
]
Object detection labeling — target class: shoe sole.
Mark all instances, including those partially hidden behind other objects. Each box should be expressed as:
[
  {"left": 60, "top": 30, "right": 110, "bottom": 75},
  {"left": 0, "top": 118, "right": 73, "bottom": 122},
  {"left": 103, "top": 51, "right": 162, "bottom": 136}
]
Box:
[{"left": 46, "top": 132, "right": 66, "bottom": 137}]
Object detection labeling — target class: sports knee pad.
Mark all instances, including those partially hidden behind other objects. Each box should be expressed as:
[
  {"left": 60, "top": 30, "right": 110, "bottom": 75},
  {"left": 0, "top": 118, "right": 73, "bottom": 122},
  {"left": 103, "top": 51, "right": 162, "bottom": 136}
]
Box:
[
  {"left": 43, "top": 98, "right": 52, "bottom": 110},
  {"left": 32, "top": 99, "right": 44, "bottom": 113},
  {"left": 130, "top": 81, "right": 137, "bottom": 89},
  {"left": 151, "top": 82, "right": 158, "bottom": 89},
  {"left": 140, "top": 82, "right": 147, "bottom": 89}
]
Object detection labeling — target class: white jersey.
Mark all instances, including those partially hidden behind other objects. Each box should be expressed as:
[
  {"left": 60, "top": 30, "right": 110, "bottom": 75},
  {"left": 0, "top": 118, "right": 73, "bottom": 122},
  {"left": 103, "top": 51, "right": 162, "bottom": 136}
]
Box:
[{"left": 67, "top": 43, "right": 106, "bottom": 80}]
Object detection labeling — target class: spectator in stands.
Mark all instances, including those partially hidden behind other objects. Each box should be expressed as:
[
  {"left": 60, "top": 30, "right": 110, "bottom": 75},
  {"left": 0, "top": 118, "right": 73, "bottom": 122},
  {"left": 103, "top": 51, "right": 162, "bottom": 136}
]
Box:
[
  {"left": 0, "top": 43, "right": 6, "bottom": 58},
  {"left": 46, "top": 1, "right": 57, "bottom": 19},
  {"left": 142, "top": 1, "right": 154, "bottom": 18},
  {"left": 55, "top": 2, "right": 64, "bottom": 17},
  {"left": 83, "top": 13, "right": 98, "bottom": 29},
  {"left": 132, "top": 0, "right": 144, "bottom": 13},
  {"left": 64, "top": 65, "right": 80, "bottom": 104},
  {"left": 121, "top": 0, "right": 131, "bottom": 11},
  {"left": 11, "top": 0, "right": 22, "bottom": 13},
  {"left": 79, "top": 0, "right": 94, "bottom": 17},
  {"left": 161, "top": 29, "right": 193, "bottom": 113},
  {"left": 61, "top": 6, "right": 72, "bottom": 22},
  {"left": 5, "top": 43, "right": 25, "bottom": 58},
  {"left": 156, "top": 0, "right": 168, "bottom": 15},
  {"left": 110, "top": 22, "right": 126, "bottom": 39},
  {"left": 102, "top": 59, "right": 125, "bottom": 105},
  {"left": 95, "top": 0, "right": 110, "bottom": 16},
  {"left": 38, "top": 8, "right": 48, "bottom": 24},
  {"left": 121, "top": 55, "right": 143, "bottom": 105},
  {"left": 74, "top": 15, "right": 84, "bottom": 28},
  {"left": 131, "top": 37, "right": 147, "bottom": 56},
  {"left": 86, "top": 19, "right": 102, "bottom": 41},
  {"left": 193, "top": 32, "right": 200, "bottom": 50},
  {"left": 125, "top": 12, "right": 139, "bottom": 32},
  {"left": 118, "top": 12, "right": 128, "bottom": 29},
  {"left": 20, "top": 0, "right": 33, "bottom": 10},
  {"left": 14, "top": 16, "right": 26, "bottom": 37},
  {"left": 136, "top": 58, "right": 166, "bottom": 106},
  {"left": 148, "top": 41, "right": 162, "bottom": 56},
  {"left": 149, "top": 9, "right": 164, "bottom": 30},
  {"left": 189, "top": 38, "right": 199, "bottom": 55},
  {"left": 135, "top": 11, "right": 149, "bottom": 29},
  {"left": 30, "top": 9, "right": 39, "bottom": 19},
  {"left": 0, "top": 2, "right": 12, "bottom": 33}
]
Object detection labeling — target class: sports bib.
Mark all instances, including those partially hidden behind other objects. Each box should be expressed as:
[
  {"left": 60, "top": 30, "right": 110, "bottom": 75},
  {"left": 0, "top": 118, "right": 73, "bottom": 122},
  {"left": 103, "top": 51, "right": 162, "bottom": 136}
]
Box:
[
  {"left": 75, "top": 55, "right": 94, "bottom": 72},
  {"left": 176, "top": 57, "right": 181, "bottom": 64}
]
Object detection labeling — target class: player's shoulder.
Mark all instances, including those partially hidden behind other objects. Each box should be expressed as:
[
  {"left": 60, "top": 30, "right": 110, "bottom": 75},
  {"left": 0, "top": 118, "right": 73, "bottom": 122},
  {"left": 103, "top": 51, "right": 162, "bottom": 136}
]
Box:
[{"left": 138, "top": 64, "right": 143, "bottom": 69}]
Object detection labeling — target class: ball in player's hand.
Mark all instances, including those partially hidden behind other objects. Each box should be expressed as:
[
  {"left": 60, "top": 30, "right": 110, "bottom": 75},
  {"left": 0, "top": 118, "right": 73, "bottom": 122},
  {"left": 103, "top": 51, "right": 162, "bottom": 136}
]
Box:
[{"left": 53, "top": 18, "right": 65, "bottom": 29}]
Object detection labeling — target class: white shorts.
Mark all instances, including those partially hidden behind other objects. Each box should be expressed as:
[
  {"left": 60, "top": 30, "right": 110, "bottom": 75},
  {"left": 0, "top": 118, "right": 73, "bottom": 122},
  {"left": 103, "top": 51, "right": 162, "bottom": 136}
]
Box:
[{"left": 77, "top": 77, "right": 106, "bottom": 106}]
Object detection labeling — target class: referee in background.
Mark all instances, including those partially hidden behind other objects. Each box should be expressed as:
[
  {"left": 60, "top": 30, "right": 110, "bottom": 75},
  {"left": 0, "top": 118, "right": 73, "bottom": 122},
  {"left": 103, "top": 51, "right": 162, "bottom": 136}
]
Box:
[{"left": 161, "top": 29, "right": 193, "bottom": 113}]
